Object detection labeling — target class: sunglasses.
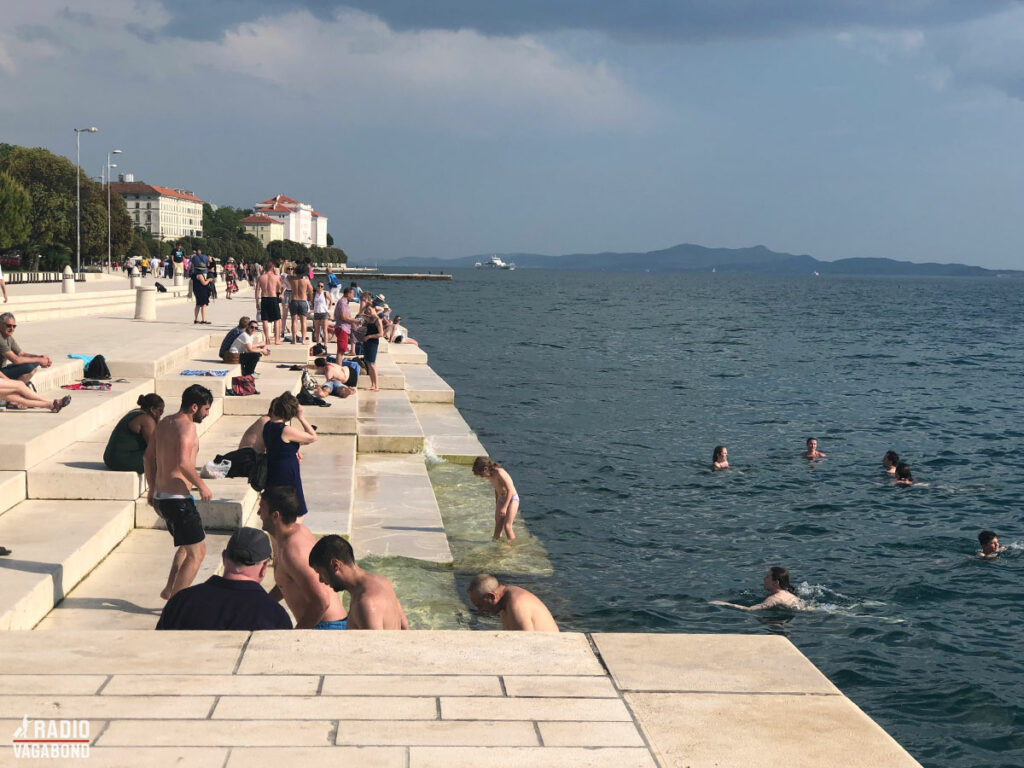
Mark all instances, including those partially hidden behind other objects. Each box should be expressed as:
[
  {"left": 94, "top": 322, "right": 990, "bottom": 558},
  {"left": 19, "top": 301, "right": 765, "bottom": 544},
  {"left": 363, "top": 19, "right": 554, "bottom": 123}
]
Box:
[{"left": 3, "top": 324, "right": 15, "bottom": 329}]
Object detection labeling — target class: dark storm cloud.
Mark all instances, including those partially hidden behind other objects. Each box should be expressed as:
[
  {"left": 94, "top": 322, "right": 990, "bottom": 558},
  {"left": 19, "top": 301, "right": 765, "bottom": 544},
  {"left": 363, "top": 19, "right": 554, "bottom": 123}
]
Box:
[{"left": 156, "top": 0, "right": 1015, "bottom": 41}]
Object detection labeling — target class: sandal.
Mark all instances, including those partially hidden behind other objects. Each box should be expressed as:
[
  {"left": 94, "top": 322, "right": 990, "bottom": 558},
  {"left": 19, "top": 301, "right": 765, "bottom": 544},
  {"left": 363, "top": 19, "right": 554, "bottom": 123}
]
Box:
[
  {"left": 0, "top": 546, "right": 11, "bottom": 556},
  {"left": 60, "top": 395, "right": 72, "bottom": 409}
]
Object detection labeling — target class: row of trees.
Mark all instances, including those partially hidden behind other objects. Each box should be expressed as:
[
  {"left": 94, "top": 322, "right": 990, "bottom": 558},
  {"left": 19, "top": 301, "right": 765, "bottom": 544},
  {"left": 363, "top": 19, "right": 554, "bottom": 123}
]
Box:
[{"left": 0, "top": 143, "right": 347, "bottom": 270}]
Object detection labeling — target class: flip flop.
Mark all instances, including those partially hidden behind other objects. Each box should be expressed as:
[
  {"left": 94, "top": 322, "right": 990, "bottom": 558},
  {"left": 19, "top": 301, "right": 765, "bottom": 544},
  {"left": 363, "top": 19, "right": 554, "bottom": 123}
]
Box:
[
  {"left": 0, "top": 546, "right": 11, "bottom": 556},
  {"left": 60, "top": 395, "right": 73, "bottom": 409}
]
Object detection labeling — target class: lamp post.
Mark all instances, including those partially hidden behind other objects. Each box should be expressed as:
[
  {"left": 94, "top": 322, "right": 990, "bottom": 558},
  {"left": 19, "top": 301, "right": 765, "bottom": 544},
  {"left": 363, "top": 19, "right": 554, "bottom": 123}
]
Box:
[
  {"left": 74, "top": 126, "right": 98, "bottom": 273},
  {"left": 106, "top": 149, "right": 122, "bottom": 273}
]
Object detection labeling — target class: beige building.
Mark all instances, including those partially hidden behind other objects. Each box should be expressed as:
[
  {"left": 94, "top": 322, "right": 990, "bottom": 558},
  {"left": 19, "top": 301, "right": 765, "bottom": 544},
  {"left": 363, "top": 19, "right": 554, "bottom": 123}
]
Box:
[
  {"left": 110, "top": 180, "right": 204, "bottom": 241},
  {"left": 253, "top": 194, "right": 328, "bottom": 247},
  {"left": 240, "top": 214, "right": 286, "bottom": 247}
]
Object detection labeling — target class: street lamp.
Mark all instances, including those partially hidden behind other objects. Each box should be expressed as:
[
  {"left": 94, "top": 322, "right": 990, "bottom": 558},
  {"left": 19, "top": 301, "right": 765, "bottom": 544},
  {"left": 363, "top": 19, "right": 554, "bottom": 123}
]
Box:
[
  {"left": 74, "top": 126, "right": 98, "bottom": 273},
  {"left": 106, "top": 149, "right": 122, "bottom": 272}
]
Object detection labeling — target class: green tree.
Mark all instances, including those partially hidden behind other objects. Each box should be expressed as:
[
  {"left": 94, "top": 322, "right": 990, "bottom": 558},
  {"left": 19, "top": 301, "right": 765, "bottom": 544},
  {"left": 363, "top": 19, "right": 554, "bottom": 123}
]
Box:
[
  {"left": 0, "top": 172, "right": 31, "bottom": 251},
  {"left": 326, "top": 232, "right": 334, "bottom": 246}
]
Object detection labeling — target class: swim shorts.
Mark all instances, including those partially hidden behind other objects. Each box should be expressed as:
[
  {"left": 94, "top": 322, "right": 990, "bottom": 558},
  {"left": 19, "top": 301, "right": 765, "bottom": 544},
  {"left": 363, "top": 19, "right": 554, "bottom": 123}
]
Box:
[
  {"left": 155, "top": 497, "right": 206, "bottom": 546},
  {"left": 324, "top": 380, "right": 350, "bottom": 396},
  {"left": 341, "top": 360, "right": 359, "bottom": 386},
  {"left": 289, "top": 300, "right": 310, "bottom": 317},
  {"left": 313, "top": 311, "right": 328, "bottom": 321},
  {"left": 259, "top": 297, "right": 281, "bottom": 323},
  {"left": 313, "top": 619, "right": 348, "bottom": 630}
]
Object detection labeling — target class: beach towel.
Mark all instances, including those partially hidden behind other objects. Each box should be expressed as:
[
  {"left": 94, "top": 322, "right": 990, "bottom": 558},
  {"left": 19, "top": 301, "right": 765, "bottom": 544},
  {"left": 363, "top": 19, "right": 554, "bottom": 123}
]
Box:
[{"left": 180, "top": 369, "right": 229, "bottom": 377}]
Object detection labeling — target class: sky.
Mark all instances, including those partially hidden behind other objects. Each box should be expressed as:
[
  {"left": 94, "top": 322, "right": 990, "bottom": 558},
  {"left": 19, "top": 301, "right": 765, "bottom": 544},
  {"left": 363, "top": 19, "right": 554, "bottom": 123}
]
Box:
[{"left": 2, "top": 1, "right": 1024, "bottom": 268}]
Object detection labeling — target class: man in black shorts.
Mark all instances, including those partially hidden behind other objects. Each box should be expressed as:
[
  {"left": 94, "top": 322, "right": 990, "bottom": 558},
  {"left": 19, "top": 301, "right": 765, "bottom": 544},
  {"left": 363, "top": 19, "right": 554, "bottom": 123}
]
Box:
[
  {"left": 255, "top": 260, "right": 283, "bottom": 345},
  {"left": 144, "top": 384, "right": 214, "bottom": 600}
]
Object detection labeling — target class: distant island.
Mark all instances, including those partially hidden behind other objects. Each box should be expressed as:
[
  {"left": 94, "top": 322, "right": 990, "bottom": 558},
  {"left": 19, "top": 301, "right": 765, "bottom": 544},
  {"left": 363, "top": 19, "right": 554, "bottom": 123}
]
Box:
[{"left": 386, "top": 243, "right": 1021, "bottom": 277}]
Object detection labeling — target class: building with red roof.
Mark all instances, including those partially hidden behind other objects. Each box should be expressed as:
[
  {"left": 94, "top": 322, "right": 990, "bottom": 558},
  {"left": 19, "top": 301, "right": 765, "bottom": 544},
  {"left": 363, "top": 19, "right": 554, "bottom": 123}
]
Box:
[
  {"left": 240, "top": 214, "right": 285, "bottom": 247},
  {"left": 109, "top": 177, "right": 204, "bottom": 241},
  {"left": 253, "top": 194, "right": 328, "bottom": 248}
]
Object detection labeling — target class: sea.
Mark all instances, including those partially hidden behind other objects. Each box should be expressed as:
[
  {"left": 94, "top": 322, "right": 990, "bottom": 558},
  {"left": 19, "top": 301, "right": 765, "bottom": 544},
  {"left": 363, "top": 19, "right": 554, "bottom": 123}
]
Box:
[{"left": 371, "top": 268, "right": 1023, "bottom": 768}]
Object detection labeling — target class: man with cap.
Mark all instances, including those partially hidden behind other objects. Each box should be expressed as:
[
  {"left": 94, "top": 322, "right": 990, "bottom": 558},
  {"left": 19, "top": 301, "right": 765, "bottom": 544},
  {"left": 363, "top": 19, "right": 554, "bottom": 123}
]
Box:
[{"left": 155, "top": 527, "right": 291, "bottom": 630}]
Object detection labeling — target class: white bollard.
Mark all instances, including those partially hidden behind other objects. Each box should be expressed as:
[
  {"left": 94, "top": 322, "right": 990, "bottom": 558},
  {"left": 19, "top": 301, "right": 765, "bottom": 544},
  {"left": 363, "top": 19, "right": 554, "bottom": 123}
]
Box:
[
  {"left": 173, "top": 272, "right": 184, "bottom": 287},
  {"left": 61, "top": 265, "right": 76, "bottom": 294},
  {"left": 129, "top": 266, "right": 141, "bottom": 289},
  {"left": 134, "top": 286, "right": 157, "bottom": 321}
]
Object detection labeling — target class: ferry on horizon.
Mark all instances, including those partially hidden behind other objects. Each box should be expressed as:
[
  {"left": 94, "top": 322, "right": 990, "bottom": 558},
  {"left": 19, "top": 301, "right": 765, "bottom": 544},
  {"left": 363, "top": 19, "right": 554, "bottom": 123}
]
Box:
[{"left": 475, "top": 255, "right": 516, "bottom": 270}]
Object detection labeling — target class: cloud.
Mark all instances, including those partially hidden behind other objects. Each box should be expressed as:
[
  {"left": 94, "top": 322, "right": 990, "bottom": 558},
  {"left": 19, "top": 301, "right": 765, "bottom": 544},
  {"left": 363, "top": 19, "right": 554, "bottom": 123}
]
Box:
[
  {"left": 0, "top": 3, "right": 647, "bottom": 134},
  {"left": 155, "top": 0, "right": 1016, "bottom": 43}
]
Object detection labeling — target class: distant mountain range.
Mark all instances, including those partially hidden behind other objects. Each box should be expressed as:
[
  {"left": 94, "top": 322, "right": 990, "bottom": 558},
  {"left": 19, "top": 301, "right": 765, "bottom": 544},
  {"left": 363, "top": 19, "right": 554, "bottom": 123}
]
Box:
[{"left": 384, "top": 243, "right": 1021, "bottom": 276}]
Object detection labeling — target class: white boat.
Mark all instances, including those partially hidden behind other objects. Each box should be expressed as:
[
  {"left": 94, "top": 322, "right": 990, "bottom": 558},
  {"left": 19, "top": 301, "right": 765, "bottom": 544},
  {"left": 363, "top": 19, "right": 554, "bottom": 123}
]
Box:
[{"left": 476, "top": 255, "right": 514, "bottom": 270}]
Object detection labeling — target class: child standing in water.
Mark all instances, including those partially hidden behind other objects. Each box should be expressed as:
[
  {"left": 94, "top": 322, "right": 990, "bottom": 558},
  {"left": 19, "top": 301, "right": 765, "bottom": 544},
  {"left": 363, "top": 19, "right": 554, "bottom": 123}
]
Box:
[{"left": 473, "top": 456, "right": 519, "bottom": 541}]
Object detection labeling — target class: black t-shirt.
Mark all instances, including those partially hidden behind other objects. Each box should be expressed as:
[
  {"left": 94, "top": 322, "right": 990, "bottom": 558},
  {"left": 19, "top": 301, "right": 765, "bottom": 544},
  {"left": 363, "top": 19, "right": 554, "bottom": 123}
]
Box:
[{"left": 156, "top": 575, "right": 292, "bottom": 630}]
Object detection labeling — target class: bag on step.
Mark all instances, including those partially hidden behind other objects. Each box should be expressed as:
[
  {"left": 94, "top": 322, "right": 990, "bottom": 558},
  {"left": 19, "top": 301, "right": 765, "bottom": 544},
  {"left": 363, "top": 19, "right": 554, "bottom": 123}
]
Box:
[
  {"left": 84, "top": 354, "right": 111, "bottom": 380},
  {"left": 154, "top": 281, "right": 168, "bottom": 293},
  {"left": 231, "top": 375, "right": 257, "bottom": 396},
  {"left": 248, "top": 451, "right": 269, "bottom": 492},
  {"left": 200, "top": 459, "right": 231, "bottom": 479},
  {"left": 297, "top": 388, "right": 330, "bottom": 407},
  {"left": 215, "top": 447, "right": 257, "bottom": 478}
]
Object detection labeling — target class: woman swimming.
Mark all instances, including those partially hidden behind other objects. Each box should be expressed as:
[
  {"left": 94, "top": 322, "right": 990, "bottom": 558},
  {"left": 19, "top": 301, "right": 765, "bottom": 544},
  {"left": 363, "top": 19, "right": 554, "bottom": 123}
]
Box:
[
  {"left": 803, "top": 437, "right": 826, "bottom": 459},
  {"left": 895, "top": 462, "right": 914, "bottom": 485},
  {"left": 882, "top": 450, "right": 899, "bottom": 475},
  {"left": 712, "top": 445, "right": 729, "bottom": 471},
  {"left": 710, "top": 566, "right": 805, "bottom": 610},
  {"left": 473, "top": 456, "right": 519, "bottom": 541}
]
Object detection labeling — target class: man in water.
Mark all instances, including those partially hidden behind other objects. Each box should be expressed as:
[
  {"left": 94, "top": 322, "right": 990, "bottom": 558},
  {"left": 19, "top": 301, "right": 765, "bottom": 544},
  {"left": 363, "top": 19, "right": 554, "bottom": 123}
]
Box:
[
  {"left": 803, "top": 437, "right": 826, "bottom": 459},
  {"left": 255, "top": 260, "right": 283, "bottom": 345},
  {"left": 313, "top": 356, "right": 358, "bottom": 399},
  {"left": 978, "top": 530, "right": 1006, "bottom": 559},
  {"left": 466, "top": 574, "right": 559, "bottom": 631},
  {"left": 258, "top": 486, "right": 348, "bottom": 629},
  {"left": 144, "top": 384, "right": 214, "bottom": 599},
  {"left": 308, "top": 534, "right": 408, "bottom": 630}
]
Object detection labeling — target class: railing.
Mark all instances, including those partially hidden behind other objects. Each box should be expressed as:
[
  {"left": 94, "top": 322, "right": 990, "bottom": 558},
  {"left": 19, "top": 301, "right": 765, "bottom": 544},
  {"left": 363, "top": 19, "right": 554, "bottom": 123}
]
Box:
[{"left": 4, "top": 272, "right": 87, "bottom": 284}]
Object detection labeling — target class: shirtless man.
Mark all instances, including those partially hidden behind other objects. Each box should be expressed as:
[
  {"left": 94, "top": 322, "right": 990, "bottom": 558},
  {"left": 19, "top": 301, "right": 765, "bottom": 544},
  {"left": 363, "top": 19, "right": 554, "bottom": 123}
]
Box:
[
  {"left": 143, "top": 384, "right": 214, "bottom": 599},
  {"left": 313, "top": 357, "right": 358, "bottom": 399},
  {"left": 258, "top": 486, "right": 347, "bottom": 628},
  {"left": 255, "top": 261, "right": 283, "bottom": 345},
  {"left": 308, "top": 534, "right": 409, "bottom": 630},
  {"left": 466, "top": 574, "right": 559, "bottom": 631},
  {"left": 803, "top": 437, "right": 826, "bottom": 459},
  {"left": 238, "top": 399, "right": 277, "bottom": 453},
  {"left": 289, "top": 266, "right": 313, "bottom": 345}
]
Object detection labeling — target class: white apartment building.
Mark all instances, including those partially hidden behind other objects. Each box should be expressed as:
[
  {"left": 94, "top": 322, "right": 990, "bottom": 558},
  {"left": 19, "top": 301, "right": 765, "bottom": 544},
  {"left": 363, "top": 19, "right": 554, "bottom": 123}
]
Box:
[
  {"left": 253, "top": 194, "right": 327, "bottom": 247},
  {"left": 110, "top": 178, "right": 204, "bottom": 241}
]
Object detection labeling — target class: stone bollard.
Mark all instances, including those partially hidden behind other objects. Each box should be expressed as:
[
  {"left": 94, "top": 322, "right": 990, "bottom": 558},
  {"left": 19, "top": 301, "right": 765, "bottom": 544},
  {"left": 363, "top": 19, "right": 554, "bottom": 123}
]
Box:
[
  {"left": 173, "top": 272, "right": 184, "bottom": 287},
  {"left": 134, "top": 286, "right": 157, "bottom": 321},
  {"left": 129, "top": 266, "right": 141, "bottom": 289},
  {"left": 61, "top": 265, "right": 76, "bottom": 294}
]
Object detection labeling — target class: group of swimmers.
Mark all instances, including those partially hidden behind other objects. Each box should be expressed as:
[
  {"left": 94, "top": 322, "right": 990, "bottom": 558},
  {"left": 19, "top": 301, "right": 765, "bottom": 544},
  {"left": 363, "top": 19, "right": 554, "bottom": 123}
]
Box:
[{"left": 713, "top": 437, "right": 913, "bottom": 483}]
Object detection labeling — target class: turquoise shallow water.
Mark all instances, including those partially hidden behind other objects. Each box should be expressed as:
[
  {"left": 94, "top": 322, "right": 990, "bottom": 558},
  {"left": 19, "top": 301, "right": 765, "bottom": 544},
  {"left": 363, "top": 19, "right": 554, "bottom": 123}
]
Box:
[{"left": 380, "top": 268, "right": 1023, "bottom": 767}]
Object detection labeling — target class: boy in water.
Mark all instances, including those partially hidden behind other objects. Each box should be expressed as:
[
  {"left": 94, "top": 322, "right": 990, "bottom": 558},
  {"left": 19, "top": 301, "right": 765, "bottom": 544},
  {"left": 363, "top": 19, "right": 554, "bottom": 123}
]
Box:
[
  {"left": 978, "top": 530, "right": 1006, "bottom": 559},
  {"left": 473, "top": 456, "right": 519, "bottom": 541},
  {"left": 803, "top": 437, "right": 826, "bottom": 459}
]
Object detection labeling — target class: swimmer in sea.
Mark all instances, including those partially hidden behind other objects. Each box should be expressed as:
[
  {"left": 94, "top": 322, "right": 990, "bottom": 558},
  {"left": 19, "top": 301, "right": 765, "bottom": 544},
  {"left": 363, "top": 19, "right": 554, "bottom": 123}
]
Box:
[
  {"left": 803, "top": 437, "right": 826, "bottom": 459},
  {"left": 473, "top": 456, "right": 519, "bottom": 541},
  {"left": 710, "top": 566, "right": 805, "bottom": 611},
  {"left": 712, "top": 445, "right": 729, "bottom": 471},
  {"left": 895, "top": 462, "right": 914, "bottom": 485},
  {"left": 977, "top": 530, "right": 1006, "bottom": 559},
  {"left": 883, "top": 450, "right": 899, "bottom": 475}
]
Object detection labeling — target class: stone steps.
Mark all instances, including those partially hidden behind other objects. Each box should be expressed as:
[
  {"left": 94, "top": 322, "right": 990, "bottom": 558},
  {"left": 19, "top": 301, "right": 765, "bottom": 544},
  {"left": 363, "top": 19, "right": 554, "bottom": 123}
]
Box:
[
  {"left": 0, "top": 471, "right": 26, "bottom": 516},
  {"left": 0, "top": 499, "right": 133, "bottom": 629},
  {"left": 403, "top": 364, "right": 455, "bottom": 403},
  {"left": 299, "top": 435, "right": 357, "bottom": 537},
  {"left": 222, "top": 367, "right": 303, "bottom": 416},
  {"left": 358, "top": 354, "right": 406, "bottom": 390},
  {"left": 351, "top": 454, "right": 452, "bottom": 564},
  {"left": 155, "top": 366, "right": 240, "bottom": 400},
  {"left": 0, "top": 379, "right": 154, "bottom": 471},
  {"left": 387, "top": 340, "right": 429, "bottom": 365},
  {"left": 7, "top": 287, "right": 188, "bottom": 323},
  {"left": 414, "top": 404, "right": 487, "bottom": 464},
  {"left": 357, "top": 390, "right": 425, "bottom": 453}
]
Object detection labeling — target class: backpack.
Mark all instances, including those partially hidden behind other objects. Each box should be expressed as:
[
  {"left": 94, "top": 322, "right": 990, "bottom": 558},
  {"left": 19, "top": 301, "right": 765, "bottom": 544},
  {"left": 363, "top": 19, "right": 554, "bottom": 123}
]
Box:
[
  {"left": 231, "top": 375, "right": 257, "bottom": 396},
  {"left": 248, "top": 452, "right": 268, "bottom": 492},
  {"left": 219, "top": 327, "right": 244, "bottom": 359},
  {"left": 84, "top": 355, "right": 111, "bottom": 380},
  {"left": 310, "top": 343, "right": 327, "bottom": 356},
  {"left": 297, "top": 388, "right": 330, "bottom": 407},
  {"left": 154, "top": 281, "right": 167, "bottom": 293}
]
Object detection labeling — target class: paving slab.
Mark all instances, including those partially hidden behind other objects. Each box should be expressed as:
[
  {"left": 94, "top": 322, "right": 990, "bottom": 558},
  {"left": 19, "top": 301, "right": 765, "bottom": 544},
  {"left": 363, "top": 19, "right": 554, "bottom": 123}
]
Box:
[
  {"left": 408, "top": 746, "right": 657, "bottom": 768},
  {"left": 77, "top": 747, "right": 229, "bottom": 768},
  {"left": 321, "top": 675, "right": 502, "bottom": 697},
  {"left": 0, "top": 470, "right": 26, "bottom": 515},
  {"left": 97, "top": 719, "right": 334, "bottom": 747},
  {"left": 0, "top": 694, "right": 214, "bottom": 719},
  {"left": 351, "top": 454, "right": 451, "bottom": 563},
  {"left": 440, "top": 696, "right": 632, "bottom": 722},
  {"left": 336, "top": 719, "right": 539, "bottom": 746},
  {"left": 414, "top": 403, "right": 487, "bottom": 463},
  {"left": 402, "top": 364, "right": 455, "bottom": 403},
  {"left": 103, "top": 673, "right": 319, "bottom": 696},
  {"left": 538, "top": 721, "right": 646, "bottom": 748},
  {"left": 35, "top": 530, "right": 233, "bottom": 631},
  {"left": 625, "top": 691, "right": 922, "bottom": 768},
  {"left": 0, "top": 630, "right": 247, "bottom": 674},
  {"left": 214, "top": 695, "right": 438, "bottom": 720},
  {"left": 503, "top": 675, "right": 618, "bottom": 698},
  {"left": 226, "top": 747, "right": 406, "bottom": 768},
  {"left": 0, "top": 674, "right": 106, "bottom": 694},
  {"left": 592, "top": 633, "right": 839, "bottom": 694},
  {"left": 0, "top": 500, "right": 133, "bottom": 630},
  {"left": 357, "top": 390, "right": 424, "bottom": 453},
  {"left": 238, "top": 631, "right": 606, "bottom": 676}
]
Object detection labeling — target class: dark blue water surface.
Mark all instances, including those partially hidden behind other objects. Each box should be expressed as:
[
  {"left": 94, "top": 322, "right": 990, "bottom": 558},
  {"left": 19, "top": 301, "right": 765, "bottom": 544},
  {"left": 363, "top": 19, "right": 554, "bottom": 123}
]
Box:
[{"left": 381, "top": 269, "right": 1024, "bottom": 768}]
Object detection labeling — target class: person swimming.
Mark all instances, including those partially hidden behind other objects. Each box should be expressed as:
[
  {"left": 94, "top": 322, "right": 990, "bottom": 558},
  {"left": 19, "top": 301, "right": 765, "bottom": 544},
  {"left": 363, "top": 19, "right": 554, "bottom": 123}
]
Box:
[
  {"left": 978, "top": 530, "right": 1006, "bottom": 559},
  {"left": 883, "top": 450, "right": 899, "bottom": 475},
  {"left": 803, "top": 437, "right": 826, "bottom": 459},
  {"left": 472, "top": 456, "right": 520, "bottom": 541},
  {"left": 895, "top": 462, "right": 914, "bottom": 485},
  {"left": 710, "top": 566, "right": 805, "bottom": 611},
  {"left": 712, "top": 445, "right": 729, "bottom": 471}
]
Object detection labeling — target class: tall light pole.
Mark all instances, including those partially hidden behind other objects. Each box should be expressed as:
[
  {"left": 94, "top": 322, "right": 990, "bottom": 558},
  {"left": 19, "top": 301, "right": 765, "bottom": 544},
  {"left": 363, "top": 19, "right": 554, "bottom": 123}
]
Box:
[
  {"left": 74, "top": 126, "right": 98, "bottom": 273},
  {"left": 106, "top": 149, "right": 122, "bottom": 272}
]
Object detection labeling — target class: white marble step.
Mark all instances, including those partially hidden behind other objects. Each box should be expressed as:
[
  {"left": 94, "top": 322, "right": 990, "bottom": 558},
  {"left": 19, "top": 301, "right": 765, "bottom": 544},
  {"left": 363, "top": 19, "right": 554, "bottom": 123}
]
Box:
[
  {"left": 402, "top": 364, "right": 455, "bottom": 403},
  {"left": 0, "top": 471, "right": 27, "bottom": 516},
  {"left": 357, "top": 390, "right": 424, "bottom": 454},
  {"left": 413, "top": 403, "right": 487, "bottom": 464}
]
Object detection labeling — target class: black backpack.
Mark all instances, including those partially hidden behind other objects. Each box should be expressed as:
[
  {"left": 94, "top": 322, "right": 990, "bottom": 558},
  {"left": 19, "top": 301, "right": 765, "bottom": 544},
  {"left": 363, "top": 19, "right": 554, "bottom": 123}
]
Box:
[
  {"left": 154, "top": 281, "right": 167, "bottom": 293},
  {"left": 84, "top": 355, "right": 111, "bottom": 380},
  {"left": 248, "top": 452, "right": 268, "bottom": 492}
]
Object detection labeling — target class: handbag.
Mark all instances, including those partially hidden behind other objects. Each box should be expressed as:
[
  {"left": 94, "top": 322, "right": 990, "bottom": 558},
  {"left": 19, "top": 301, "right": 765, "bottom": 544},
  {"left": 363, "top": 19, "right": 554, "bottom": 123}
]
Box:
[
  {"left": 248, "top": 452, "right": 268, "bottom": 492},
  {"left": 231, "top": 375, "right": 257, "bottom": 396}
]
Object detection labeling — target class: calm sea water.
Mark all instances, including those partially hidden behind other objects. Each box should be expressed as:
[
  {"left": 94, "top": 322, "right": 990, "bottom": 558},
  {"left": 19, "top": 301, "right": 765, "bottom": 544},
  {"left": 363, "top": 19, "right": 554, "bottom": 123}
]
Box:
[{"left": 378, "top": 268, "right": 1023, "bottom": 768}]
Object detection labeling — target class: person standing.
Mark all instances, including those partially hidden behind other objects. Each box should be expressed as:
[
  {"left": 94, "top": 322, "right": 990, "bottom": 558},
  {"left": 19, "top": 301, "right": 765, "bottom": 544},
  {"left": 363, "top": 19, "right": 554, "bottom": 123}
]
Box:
[
  {"left": 263, "top": 392, "right": 316, "bottom": 518},
  {"left": 332, "top": 286, "right": 356, "bottom": 358},
  {"left": 143, "top": 384, "right": 214, "bottom": 600},
  {"left": 256, "top": 261, "right": 283, "bottom": 345},
  {"left": 0, "top": 261, "right": 7, "bottom": 303},
  {"left": 288, "top": 265, "right": 313, "bottom": 345}
]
